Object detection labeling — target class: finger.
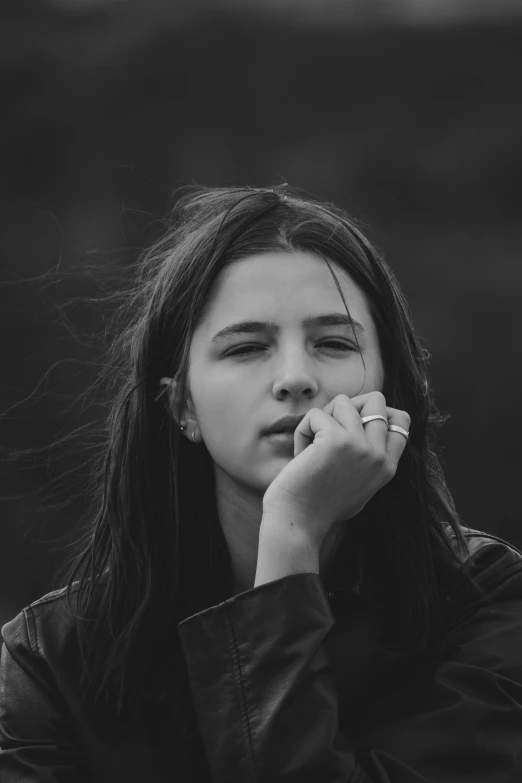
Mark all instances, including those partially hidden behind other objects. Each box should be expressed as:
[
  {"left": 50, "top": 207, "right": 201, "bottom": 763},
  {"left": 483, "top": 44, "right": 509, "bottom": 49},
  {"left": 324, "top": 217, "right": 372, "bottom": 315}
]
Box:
[
  {"left": 351, "top": 391, "right": 390, "bottom": 453},
  {"left": 328, "top": 393, "right": 410, "bottom": 459},
  {"left": 322, "top": 393, "right": 389, "bottom": 453},
  {"left": 346, "top": 394, "right": 410, "bottom": 431},
  {"left": 385, "top": 407, "right": 411, "bottom": 464},
  {"left": 294, "top": 397, "right": 363, "bottom": 455},
  {"left": 349, "top": 394, "right": 409, "bottom": 428},
  {"left": 293, "top": 407, "right": 334, "bottom": 455},
  {"left": 348, "top": 392, "right": 391, "bottom": 415},
  {"left": 318, "top": 394, "right": 376, "bottom": 435},
  {"left": 329, "top": 391, "right": 389, "bottom": 451}
]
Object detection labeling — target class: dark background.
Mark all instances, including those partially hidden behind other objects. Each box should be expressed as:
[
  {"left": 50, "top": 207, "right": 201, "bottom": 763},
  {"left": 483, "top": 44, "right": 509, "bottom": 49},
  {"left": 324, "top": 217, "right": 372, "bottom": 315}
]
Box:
[{"left": 1, "top": 0, "right": 522, "bottom": 628}]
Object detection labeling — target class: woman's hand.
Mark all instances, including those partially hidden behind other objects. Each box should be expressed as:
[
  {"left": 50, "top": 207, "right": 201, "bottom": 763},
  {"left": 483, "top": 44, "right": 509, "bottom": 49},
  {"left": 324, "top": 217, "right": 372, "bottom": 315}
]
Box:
[{"left": 261, "top": 392, "right": 410, "bottom": 551}]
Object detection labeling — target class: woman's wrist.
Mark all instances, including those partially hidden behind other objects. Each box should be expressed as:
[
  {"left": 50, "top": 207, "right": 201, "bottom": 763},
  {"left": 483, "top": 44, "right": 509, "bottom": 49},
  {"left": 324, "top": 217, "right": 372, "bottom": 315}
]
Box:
[{"left": 254, "top": 513, "right": 320, "bottom": 588}]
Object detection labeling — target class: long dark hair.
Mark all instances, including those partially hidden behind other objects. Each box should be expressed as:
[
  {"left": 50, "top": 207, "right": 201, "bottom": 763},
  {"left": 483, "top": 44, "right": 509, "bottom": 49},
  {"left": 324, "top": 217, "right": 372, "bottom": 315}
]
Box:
[{"left": 38, "top": 184, "right": 485, "bottom": 718}]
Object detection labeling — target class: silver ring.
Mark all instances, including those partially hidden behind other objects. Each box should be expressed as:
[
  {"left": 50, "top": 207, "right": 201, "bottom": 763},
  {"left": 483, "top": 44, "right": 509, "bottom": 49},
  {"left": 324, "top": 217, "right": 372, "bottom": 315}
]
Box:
[
  {"left": 361, "top": 414, "right": 388, "bottom": 426},
  {"left": 388, "top": 424, "right": 409, "bottom": 440}
]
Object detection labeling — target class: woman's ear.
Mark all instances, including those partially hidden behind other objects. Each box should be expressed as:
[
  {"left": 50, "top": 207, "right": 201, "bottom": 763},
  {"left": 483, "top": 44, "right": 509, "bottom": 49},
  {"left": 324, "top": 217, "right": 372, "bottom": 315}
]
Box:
[
  {"left": 159, "top": 376, "right": 197, "bottom": 437},
  {"left": 159, "top": 376, "right": 179, "bottom": 419}
]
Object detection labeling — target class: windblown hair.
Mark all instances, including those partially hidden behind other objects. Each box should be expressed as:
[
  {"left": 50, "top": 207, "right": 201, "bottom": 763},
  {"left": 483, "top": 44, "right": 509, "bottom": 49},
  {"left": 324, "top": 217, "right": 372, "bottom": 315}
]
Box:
[{"left": 23, "top": 185, "right": 487, "bottom": 720}]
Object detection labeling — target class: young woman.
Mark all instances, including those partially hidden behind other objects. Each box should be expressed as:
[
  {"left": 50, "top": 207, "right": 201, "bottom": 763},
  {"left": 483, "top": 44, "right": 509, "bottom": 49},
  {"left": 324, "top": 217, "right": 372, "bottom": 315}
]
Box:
[{"left": 1, "top": 185, "right": 522, "bottom": 782}]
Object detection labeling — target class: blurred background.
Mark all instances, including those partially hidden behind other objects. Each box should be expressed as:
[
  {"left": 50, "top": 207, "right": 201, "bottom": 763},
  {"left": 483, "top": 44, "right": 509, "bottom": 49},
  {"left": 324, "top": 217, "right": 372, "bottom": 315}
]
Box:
[{"left": 1, "top": 0, "right": 522, "bottom": 627}]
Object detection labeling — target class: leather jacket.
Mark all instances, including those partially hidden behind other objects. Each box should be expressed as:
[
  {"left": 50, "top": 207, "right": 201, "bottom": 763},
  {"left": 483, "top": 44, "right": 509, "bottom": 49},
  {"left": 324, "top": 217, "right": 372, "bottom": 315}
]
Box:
[{"left": 2, "top": 526, "right": 522, "bottom": 782}]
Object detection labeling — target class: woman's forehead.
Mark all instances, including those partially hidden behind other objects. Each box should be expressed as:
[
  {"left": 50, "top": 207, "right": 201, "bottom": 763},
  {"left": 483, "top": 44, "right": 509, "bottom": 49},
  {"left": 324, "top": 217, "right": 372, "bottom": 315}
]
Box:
[
  {"left": 208, "top": 250, "right": 367, "bottom": 313},
  {"left": 193, "top": 250, "right": 376, "bottom": 344}
]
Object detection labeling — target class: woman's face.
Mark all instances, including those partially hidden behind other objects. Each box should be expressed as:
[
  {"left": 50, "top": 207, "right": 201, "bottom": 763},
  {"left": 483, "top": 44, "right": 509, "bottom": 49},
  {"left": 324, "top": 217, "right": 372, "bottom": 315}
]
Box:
[{"left": 185, "top": 250, "right": 384, "bottom": 496}]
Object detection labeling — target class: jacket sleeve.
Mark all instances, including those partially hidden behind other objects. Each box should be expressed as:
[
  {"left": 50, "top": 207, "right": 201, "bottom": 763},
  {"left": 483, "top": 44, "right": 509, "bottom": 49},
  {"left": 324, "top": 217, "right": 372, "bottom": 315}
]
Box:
[
  {"left": 0, "top": 610, "right": 89, "bottom": 783},
  {"left": 177, "top": 569, "right": 522, "bottom": 783}
]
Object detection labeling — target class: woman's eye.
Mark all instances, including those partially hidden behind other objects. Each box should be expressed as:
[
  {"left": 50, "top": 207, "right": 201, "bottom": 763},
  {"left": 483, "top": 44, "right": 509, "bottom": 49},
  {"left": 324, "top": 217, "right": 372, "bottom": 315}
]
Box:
[
  {"left": 227, "top": 346, "right": 263, "bottom": 357},
  {"left": 227, "top": 341, "right": 355, "bottom": 357},
  {"left": 322, "top": 341, "right": 355, "bottom": 351}
]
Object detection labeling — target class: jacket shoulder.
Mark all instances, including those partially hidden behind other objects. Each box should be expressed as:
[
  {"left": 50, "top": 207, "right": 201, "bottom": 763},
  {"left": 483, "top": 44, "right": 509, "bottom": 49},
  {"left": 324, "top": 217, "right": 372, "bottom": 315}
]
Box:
[
  {"left": 461, "top": 526, "right": 522, "bottom": 584},
  {"left": 444, "top": 526, "right": 522, "bottom": 616},
  {"left": 1, "top": 584, "right": 82, "bottom": 681}
]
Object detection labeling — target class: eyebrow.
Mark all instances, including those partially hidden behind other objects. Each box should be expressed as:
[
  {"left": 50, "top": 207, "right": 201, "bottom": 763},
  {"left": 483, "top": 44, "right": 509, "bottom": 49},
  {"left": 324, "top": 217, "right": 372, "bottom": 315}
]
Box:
[{"left": 211, "top": 312, "right": 365, "bottom": 343}]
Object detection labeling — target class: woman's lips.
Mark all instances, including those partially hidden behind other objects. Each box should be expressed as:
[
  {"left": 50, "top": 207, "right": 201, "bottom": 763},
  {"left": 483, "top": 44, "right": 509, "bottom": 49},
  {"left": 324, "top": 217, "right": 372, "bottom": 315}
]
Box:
[{"left": 263, "top": 431, "right": 295, "bottom": 451}]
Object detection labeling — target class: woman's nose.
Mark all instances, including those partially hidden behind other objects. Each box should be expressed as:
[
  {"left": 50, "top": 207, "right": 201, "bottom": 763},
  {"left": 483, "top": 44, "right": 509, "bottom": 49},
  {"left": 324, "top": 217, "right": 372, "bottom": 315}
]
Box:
[{"left": 272, "top": 352, "right": 319, "bottom": 398}]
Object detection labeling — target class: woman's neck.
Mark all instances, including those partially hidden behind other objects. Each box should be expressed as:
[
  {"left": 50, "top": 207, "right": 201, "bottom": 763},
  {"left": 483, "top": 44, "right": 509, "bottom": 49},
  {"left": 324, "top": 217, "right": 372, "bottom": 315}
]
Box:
[
  {"left": 215, "top": 469, "right": 263, "bottom": 595},
  {"left": 214, "top": 466, "right": 349, "bottom": 596}
]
